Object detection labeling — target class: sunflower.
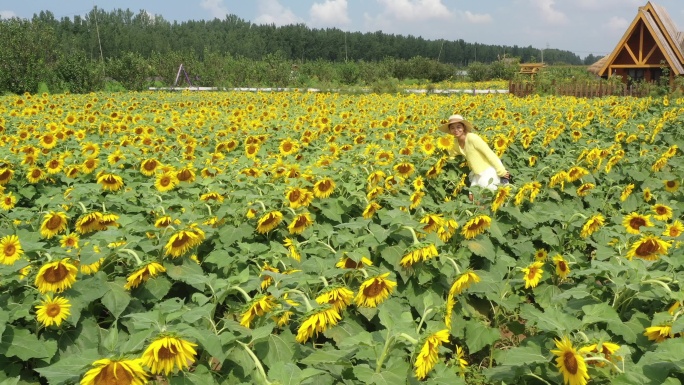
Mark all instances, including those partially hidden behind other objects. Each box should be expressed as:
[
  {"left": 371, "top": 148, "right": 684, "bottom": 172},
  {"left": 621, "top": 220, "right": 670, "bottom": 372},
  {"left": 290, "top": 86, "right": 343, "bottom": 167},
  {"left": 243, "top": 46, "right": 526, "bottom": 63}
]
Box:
[
  {"left": 176, "top": 166, "right": 196, "bottom": 183},
  {"left": 124, "top": 262, "right": 166, "bottom": 290},
  {"left": 154, "top": 215, "right": 174, "bottom": 228},
  {"left": 155, "top": 172, "right": 178, "bottom": 192},
  {"left": 0, "top": 192, "right": 17, "bottom": 210},
  {"left": 436, "top": 134, "right": 454, "bottom": 150},
  {"left": 35, "top": 294, "right": 71, "bottom": 327},
  {"left": 39, "top": 133, "right": 58, "bottom": 149},
  {"left": 260, "top": 263, "right": 279, "bottom": 290},
  {"left": 643, "top": 188, "right": 653, "bottom": 202},
  {"left": 393, "top": 162, "right": 415, "bottom": 178},
  {"left": 454, "top": 345, "right": 468, "bottom": 375},
  {"left": 622, "top": 212, "right": 653, "bottom": 235},
  {"left": 549, "top": 171, "right": 568, "bottom": 189},
  {"left": 449, "top": 270, "right": 481, "bottom": 296},
  {"left": 461, "top": 215, "right": 492, "bottom": 239},
  {"left": 579, "top": 342, "right": 622, "bottom": 367},
  {"left": 296, "top": 305, "right": 342, "bottom": 344},
  {"left": 164, "top": 229, "right": 202, "bottom": 258},
  {"left": 279, "top": 137, "right": 299, "bottom": 156},
  {"left": 75, "top": 212, "right": 104, "bottom": 234},
  {"left": 664, "top": 180, "right": 680, "bottom": 193},
  {"left": 362, "top": 201, "right": 382, "bottom": 219},
  {"left": 141, "top": 335, "right": 198, "bottom": 375},
  {"left": 576, "top": 183, "right": 594, "bottom": 197},
  {"left": 414, "top": 329, "right": 450, "bottom": 380},
  {"left": 663, "top": 220, "right": 684, "bottom": 238},
  {"left": 313, "top": 177, "right": 336, "bottom": 198},
  {"left": 521, "top": 261, "right": 544, "bottom": 289},
  {"left": 367, "top": 170, "right": 386, "bottom": 187},
  {"left": 283, "top": 237, "right": 301, "bottom": 261},
  {"left": 40, "top": 211, "right": 69, "bottom": 238},
  {"left": 551, "top": 336, "right": 590, "bottom": 385},
  {"left": 491, "top": 185, "right": 511, "bottom": 212},
  {"left": 355, "top": 272, "right": 397, "bottom": 307},
  {"left": 99, "top": 213, "right": 120, "bottom": 229},
  {"left": 445, "top": 294, "right": 456, "bottom": 329},
  {"left": 80, "top": 358, "right": 148, "bottom": 385},
  {"left": 240, "top": 294, "right": 276, "bottom": 328},
  {"left": 26, "top": 167, "right": 45, "bottom": 183},
  {"left": 412, "top": 176, "right": 425, "bottom": 191},
  {"left": 534, "top": 248, "right": 548, "bottom": 261},
  {"left": 566, "top": 166, "right": 589, "bottom": 182},
  {"left": 34, "top": 259, "right": 78, "bottom": 293},
  {"left": 315, "top": 286, "right": 354, "bottom": 313},
  {"left": 643, "top": 324, "right": 673, "bottom": 342},
  {"left": 625, "top": 235, "right": 670, "bottom": 261},
  {"left": 288, "top": 212, "right": 314, "bottom": 235},
  {"left": 0, "top": 234, "right": 23, "bottom": 265},
  {"left": 81, "top": 157, "right": 99, "bottom": 174},
  {"left": 60, "top": 233, "right": 80, "bottom": 249},
  {"left": 200, "top": 192, "right": 223, "bottom": 203},
  {"left": 256, "top": 211, "right": 283, "bottom": 234},
  {"left": 80, "top": 258, "right": 104, "bottom": 275},
  {"left": 553, "top": 254, "right": 570, "bottom": 279},
  {"left": 45, "top": 158, "right": 64, "bottom": 174},
  {"left": 437, "top": 219, "right": 459, "bottom": 242},
  {"left": 410, "top": 191, "right": 425, "bottom": 209},
  {"left": 652, "top": 204, "right": 673, "bottom": 221},
  {"left": 285, "top": 187, "right": 313, "bottom": 208},
  {"left": 400, "top": 242, "right": 439, "bottom": 268},
  {"left": 0, "top": 168, "right": 14, "bottom": 185},
  {"left": 580, "top": 214, "right": 605, "bottom": 238},
  {"left": 97, "top": 173, "right": 124, "bottom": 191},
  {"left": 336, "top": 256, "right": 373, "bottom": 269},
  {"left": 619, "top": 183, "right": 634, "bottom": 201},
  {"left": 140, "top": 158, "right": 160, "bottom": 176}
]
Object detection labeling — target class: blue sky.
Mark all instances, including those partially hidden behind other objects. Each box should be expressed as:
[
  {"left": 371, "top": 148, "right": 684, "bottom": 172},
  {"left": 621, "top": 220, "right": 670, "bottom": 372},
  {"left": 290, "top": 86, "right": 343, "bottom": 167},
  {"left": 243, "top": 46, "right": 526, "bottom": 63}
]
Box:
[{"left": 2, "top": 0, "right": 684, "bottom": 59}]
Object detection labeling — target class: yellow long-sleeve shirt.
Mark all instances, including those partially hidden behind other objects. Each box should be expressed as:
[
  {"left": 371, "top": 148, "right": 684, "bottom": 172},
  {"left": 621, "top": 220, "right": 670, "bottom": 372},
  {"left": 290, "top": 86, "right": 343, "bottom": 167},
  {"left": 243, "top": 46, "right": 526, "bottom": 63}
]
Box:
[{"left": 449, "top": 133, "right": 507, "bottom": 176}]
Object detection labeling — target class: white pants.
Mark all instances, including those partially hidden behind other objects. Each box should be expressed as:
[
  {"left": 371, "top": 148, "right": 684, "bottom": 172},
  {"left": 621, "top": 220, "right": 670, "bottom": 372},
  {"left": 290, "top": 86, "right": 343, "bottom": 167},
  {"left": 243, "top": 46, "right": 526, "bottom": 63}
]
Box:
[{"left": 469, "top": 167, "right": 500, "bottom": 191}]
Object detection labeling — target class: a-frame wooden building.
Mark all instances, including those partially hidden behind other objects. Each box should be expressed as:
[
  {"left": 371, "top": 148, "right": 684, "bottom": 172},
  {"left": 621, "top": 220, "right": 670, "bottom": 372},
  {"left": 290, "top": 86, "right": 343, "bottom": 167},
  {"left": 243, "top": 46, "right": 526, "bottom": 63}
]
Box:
[{"left": 588, "top": 2, "right": 684, "bottom": 84}]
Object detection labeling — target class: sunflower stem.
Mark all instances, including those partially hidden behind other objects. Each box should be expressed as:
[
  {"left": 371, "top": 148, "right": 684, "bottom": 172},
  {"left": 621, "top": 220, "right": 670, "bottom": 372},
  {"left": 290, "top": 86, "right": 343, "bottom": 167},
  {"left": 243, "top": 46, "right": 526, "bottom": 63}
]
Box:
[
  {"left": 416, "top": 307, "right": 434, "bottom": 334},
  {"left": 238, "top": 341, "right": 272, "bottom": 385},
  {"left": 316, "top": 241, "right": 336, "bottom": 254},
  {"left": 375, "top": 331, "right": 395, "bottom": 373},
  {"left": 320, "top": 276, "right": 329, "bottom": 287},
  {"left": 403, "top": 226, "right": 420, "bottom": 245},
  {"left": 524, "top": 372, "right": 553, "bottom": 385},
  {"left": 204, "top": 204, "right": 212, "bottom": 217},
  {"left": 583, "top": 357, "right": 624, "bottom": 373},
  {"left": 641, "top": 279, "right": 672, "bottom": 293},
  {"left": 120, "top": 248, "right": 143, "bottom": 265},
  {"left": 254, "top": 200, "right": 266, "bottom": 211},
  {"left": 445, "top": 257, "right": 462, "bottom": 275},
  {"left": 287, "top": 289, "right": 313, "bottom": 312},
  {"left": 397, "top": 332, "right": 418, "bottom": 344},
  {"left": 77, "top": 202, "right": 88, "bottom": 213},
  {"left": 231, "top": 286, "right": 252, "bottom": 302}
]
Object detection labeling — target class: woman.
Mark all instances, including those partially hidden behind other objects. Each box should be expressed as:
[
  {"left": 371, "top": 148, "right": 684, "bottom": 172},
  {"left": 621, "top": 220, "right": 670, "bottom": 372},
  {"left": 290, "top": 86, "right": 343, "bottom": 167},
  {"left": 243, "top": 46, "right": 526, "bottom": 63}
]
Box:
[{"left": 439, "top": 114, "right": 510, "bottom": 195}]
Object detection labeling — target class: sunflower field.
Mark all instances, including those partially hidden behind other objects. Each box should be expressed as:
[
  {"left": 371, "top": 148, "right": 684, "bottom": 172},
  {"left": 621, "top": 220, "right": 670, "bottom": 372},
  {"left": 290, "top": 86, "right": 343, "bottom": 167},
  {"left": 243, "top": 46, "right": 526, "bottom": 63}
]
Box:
[{"left": 0, "top": 89, "right": 683, "bottom": 385}]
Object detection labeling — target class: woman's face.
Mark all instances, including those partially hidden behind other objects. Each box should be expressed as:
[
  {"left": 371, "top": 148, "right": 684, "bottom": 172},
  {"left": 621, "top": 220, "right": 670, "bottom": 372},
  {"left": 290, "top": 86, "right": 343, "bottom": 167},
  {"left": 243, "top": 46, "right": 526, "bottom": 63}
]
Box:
[{"left": 449, "top": 122, "right": 466, "bottom": 138}]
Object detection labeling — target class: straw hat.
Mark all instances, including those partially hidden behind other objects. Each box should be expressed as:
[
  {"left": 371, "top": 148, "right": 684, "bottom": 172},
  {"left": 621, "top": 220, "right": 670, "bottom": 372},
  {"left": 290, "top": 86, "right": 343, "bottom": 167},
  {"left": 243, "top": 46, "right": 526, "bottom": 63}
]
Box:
[{"left": 438, "top": 114, "right": 475, "bottom": 133}]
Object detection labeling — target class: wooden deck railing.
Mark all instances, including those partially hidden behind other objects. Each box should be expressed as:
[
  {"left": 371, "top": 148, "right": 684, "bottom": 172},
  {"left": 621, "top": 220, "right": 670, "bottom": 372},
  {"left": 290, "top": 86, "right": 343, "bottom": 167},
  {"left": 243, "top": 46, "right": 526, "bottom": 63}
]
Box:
[{"left": 508, "top": 80, "right": 655, "bottom": 98}]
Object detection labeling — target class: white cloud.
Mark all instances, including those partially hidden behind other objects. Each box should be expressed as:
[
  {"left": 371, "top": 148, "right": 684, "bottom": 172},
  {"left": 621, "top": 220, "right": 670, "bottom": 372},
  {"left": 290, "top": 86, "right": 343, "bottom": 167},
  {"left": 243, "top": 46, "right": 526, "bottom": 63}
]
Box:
[
  {"left": 309, "top": 0, "right": 350, "bottom": 27},
  {"left": 573, "top": 0, "right": 642, "bottom": 11},
  {"left": 605, "top": 16, "right": 629, "bottom": 32},
  {"left": 200, "top": 0, "right": 229, "bottom": 19},
  {"left": 376, "top": 0, "right": 452, "bottom": 21},
  {"left": 254, "top": 0, "right": 303, "bottom": 26},
  {"left": 0, "top": 10, "right": 17, "bottom": 19},
  {"left": 463, "top": 11, "right": 492, "bottom": 24},
  {"left": 529, "top": 0, "right": 568, "bottom": 25}
]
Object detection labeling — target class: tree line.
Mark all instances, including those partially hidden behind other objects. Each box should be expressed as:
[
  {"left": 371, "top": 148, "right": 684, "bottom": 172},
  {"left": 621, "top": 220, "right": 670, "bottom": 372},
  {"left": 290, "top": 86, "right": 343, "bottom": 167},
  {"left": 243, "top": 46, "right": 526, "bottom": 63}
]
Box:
[{"left": 0, "top": 7, "right": 592, "bottom": 94}]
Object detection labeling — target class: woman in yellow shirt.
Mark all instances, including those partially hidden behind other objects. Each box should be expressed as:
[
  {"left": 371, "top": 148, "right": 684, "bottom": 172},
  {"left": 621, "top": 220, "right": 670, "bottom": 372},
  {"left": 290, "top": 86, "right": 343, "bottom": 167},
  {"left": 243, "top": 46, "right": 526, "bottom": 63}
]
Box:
[{"left": 439, "top": 114, "right": 510, "bottom": 194}]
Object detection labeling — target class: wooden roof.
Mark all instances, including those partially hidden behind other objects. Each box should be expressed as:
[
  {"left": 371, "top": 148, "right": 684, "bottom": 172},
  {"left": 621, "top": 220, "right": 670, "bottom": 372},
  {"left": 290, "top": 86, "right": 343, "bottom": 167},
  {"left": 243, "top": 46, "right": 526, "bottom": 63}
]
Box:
[{"left": 594, "top": 2, "right": 684, "bottom": 77}]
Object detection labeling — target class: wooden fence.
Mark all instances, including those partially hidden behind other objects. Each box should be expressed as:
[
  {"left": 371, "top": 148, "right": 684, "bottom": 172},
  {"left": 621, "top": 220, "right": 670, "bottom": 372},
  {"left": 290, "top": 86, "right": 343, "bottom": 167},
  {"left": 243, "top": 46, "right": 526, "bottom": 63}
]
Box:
[{"left": 508, "top": 80, "right": 655, "bottom": 98}]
